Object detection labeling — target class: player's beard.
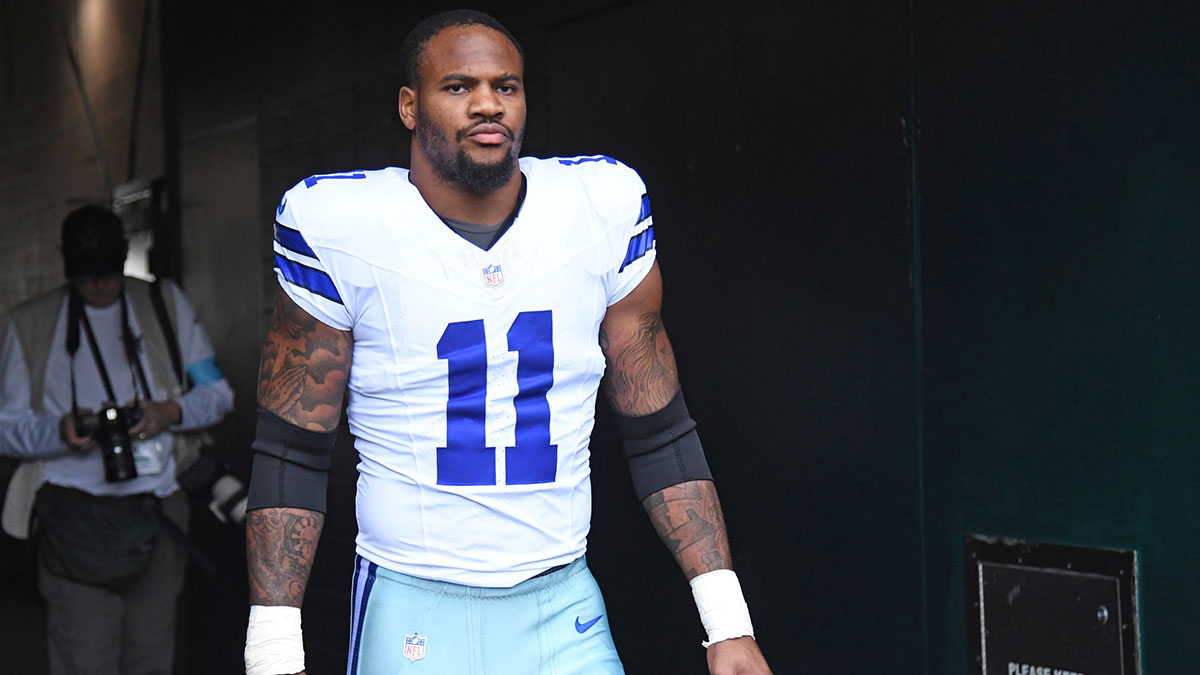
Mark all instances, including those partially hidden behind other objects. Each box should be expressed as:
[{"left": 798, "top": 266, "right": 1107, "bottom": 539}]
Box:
[{"left": 416, "top": 113, "right": 522, "bottom": 196}]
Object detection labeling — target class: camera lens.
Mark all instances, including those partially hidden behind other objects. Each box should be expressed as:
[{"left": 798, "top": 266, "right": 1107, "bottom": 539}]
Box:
[
  {"left": 102, "top": 434, "right": 138, "bottom": 482},
  {"left": 95, "top": 405, "right": 139, "bottom": 482}
]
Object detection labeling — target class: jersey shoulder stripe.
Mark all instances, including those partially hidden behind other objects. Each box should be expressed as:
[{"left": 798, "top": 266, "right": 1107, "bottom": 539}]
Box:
[
  {"left": 274, "top": 252, "right": 343, "bottom": 304},
  {"left": 274, "top": 221, "right": 318, "bottom": 259},
  {"left": 271, "top": 167, "right": 409, "bottom": 332},
  {"left": 619, "top": 192, "right": 655, "bottom": 271},
  {"left": 273, "top": 216, "right": 343, "bottom": 303},
  {"left": 620, "top": 225, "right": 655, "bottom": 272}
]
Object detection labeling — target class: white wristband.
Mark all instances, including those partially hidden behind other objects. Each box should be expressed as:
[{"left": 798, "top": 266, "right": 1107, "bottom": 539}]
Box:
[
  {"left": 689, "top": 569, "right": 755, "bottom": 648},
  {"left": 245, "top": 605, "right": 305, "bottom": 675}
]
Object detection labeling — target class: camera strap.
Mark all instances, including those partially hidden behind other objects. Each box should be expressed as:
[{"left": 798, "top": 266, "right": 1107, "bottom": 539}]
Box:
[
  {"left": 66, "top": 288, "right": 153, "bottom": 416},
  {"left": 149, "top": 280, "right": 185, "bottom": 389}
]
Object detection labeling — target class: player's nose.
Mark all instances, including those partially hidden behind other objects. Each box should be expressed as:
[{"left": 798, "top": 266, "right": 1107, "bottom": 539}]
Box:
[{"left": 469, "top": 87, "right": 504, "bottom": 118}]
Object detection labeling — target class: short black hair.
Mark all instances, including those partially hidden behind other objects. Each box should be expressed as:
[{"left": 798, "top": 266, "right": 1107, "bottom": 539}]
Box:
[{"left": 400, "top": 9, "right": 524, "bottom": 89}]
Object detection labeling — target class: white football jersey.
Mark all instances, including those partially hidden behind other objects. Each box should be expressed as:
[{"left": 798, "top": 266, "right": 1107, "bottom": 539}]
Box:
[{"left": 273, "top": 156, "right": 656, "bottom": 587}]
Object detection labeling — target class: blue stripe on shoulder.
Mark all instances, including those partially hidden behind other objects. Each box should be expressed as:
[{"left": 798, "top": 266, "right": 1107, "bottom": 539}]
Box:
[
  {"left": 274, "top": 253, "right": 344, "bottom": 304},
  {"left": 637, "top": 194, "right": 651, "bottom": 224},
  {"left": 185, "top": 356, "right": 224, "bottom": 386},
  {"left": 274, "top": 222, "right": 317, "bottom": 259},
  {"left": 619, "top": 225, "right": 656, "bottom": 272}
]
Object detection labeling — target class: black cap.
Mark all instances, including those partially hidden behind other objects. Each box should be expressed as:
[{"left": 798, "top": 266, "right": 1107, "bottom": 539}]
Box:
[{"left": 61, "top": 206, "right": 128, "bottom": 279}]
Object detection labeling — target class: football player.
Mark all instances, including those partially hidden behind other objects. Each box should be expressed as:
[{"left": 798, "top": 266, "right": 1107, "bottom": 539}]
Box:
[{"left": 243, "top": 9, "right": 771, "bottom": 675}]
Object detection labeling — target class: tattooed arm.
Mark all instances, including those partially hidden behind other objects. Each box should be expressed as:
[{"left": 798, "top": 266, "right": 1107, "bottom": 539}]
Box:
[
  {"left": 600, "top": 262, "right": 727, "bottom": 577},
  {"left": 246, "top": 289, "right": 351, "bottom": 675},
  {"left": 600, "top": 262, "right": 770, "bottom": 675}
]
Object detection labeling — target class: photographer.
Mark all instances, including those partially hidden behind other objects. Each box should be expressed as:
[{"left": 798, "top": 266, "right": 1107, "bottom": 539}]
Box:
[{"left": 0, "top": 205, "right": 234, "bottom": 674}]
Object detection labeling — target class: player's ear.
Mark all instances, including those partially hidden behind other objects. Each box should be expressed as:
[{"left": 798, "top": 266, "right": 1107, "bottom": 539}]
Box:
[{"left": 398, "top": 86, "right": 418, "bottom": 130}]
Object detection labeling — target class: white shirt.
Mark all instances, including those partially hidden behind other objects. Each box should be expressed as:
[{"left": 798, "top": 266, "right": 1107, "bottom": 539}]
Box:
[{"left": 274, "top": 155, "right": 657, "bottom": 586}]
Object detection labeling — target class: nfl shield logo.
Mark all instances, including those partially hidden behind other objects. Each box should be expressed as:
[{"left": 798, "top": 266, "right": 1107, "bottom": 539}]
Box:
[
  {"left": 403, "top": 633, "right": 427, "bottom": 662},
  {"left": 482, "top": 263, "right": 505, "bottom": 288}
]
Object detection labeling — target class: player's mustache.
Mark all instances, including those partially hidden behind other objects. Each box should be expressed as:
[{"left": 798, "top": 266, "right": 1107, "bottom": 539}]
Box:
[{"left": 456, "top": 119, "right": 513, "bottom": 142}]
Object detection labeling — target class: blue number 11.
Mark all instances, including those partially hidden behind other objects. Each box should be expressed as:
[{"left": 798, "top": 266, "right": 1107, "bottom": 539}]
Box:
[{"left": 436, "top": 311, "right": 557, "bottom": 486}]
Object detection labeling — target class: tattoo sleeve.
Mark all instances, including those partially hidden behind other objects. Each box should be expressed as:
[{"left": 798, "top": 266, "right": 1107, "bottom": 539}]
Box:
[
  {"left": 257, "top": 287, "right": 352, "bottom": 431},
  {"left": 247, "top": 507, "right": 325, "bottom": 606},
  {"left": 599, "top": 265, "right": 733, "bottom": 580},
  {"left": 643, "top": 480, "right": 732, "bottom": 579},
  {"left": 599, "top": 310, "right": 679, "bottom": 416},
  {"left": 248, "top": 288, "right": 349, "bottom": 606}
]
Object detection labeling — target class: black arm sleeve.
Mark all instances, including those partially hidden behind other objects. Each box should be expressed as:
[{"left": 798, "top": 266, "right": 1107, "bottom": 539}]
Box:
[
  {"left": 246, "top": 408, "right": 338, "bottom": 513},
  {"left": 610, "top": 388, "right": 713, "bottom": 501}
]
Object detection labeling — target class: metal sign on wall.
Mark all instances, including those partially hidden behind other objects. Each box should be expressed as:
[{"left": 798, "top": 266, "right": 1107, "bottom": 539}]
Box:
[{"left": 965, "top": 536, "right": 1139, "bottom": 675}]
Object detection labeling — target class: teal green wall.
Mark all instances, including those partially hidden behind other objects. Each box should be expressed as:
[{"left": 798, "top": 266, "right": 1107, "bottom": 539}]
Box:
[{"left": 918, "top": 2, "right": 1200, "bottom": 672}]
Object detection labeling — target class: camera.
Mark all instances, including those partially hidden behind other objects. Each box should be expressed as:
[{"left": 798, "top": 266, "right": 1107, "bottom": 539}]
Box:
[{"left": 76, "top": 403, "right": 142, "bottom": 482}]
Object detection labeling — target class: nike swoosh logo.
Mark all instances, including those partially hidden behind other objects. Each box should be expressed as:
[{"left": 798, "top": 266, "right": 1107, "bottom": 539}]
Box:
[{"left": 575, "top": 614, "right": 604, "bottom": 634}]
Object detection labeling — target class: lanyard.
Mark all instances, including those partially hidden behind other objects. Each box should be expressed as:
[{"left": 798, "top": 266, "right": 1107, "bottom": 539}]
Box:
[{"left": 66, "top": 288, "right": 152, "bottom": 416}]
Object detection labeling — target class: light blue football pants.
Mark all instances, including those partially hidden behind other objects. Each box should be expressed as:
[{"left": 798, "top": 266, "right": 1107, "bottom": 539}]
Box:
[{"left": 347, "top": 555, "right": 625, "bottom": 674}]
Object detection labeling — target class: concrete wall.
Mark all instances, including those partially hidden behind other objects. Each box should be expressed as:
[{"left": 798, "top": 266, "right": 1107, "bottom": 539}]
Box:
[
  {"left": 0, "top": 0, "right": 164, "bottom": 308},
  {"left": 0, "top": 2, "right": 166, "bottom": 670}
]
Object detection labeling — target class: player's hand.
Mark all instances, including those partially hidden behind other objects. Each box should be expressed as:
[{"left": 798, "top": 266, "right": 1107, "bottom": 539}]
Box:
[
  {"left": 707, "top": 636, "right": 771, "bottom": 675},
  {"left": 59, "top": 409, "right": 95, "bottom": 451},
  {"left": 127, "top": 399, "right": 182, "bottom": 440}
]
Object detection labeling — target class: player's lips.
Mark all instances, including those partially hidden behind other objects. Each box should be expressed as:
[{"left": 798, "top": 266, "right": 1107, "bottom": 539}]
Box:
[{"left": 464, "top": 122, "right": 511, "bottom": 145}]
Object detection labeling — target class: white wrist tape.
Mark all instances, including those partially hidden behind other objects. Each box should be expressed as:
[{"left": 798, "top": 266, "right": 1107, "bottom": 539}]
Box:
[
  {"left": 245, "top": 605, "right": 305, "bottom": 675},
  {"left": 689, "top": 569, "right": 755, "bottom": 648}
]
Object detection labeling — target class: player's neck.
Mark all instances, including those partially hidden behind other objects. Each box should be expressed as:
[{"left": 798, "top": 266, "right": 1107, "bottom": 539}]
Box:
[{"left": 409, "top": 155, "right": 523, "bottom": 226}]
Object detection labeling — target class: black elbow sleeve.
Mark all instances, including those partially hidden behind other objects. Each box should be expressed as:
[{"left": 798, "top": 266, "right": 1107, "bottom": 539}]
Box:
[
  {"left": 611, "top": 389, "right": 713, "bottom": 501},
  {"left": 246, "top": 408, "right": 337, "bottom": 513}
]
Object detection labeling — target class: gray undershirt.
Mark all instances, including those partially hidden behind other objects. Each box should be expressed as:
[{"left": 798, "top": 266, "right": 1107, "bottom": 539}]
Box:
[
  {"left": 436, "top": 173, "right": 528, "bottom": 251},
  {"left": 442, "top": 217, "right": 502, "bottom": 250}
]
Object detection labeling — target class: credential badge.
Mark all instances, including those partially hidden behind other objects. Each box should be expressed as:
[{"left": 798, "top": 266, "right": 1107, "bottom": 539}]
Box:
[
  {"left": 482, "top": 263, "right": 505, "bottom": 288},
  {"left": 403, "top": 633, "right": 427, "bottom": 662}
]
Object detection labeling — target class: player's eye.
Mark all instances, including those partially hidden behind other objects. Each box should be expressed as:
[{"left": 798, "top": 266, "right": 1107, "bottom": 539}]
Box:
[
  {"left": 497, "top": 84, "right": 518, "bottom": 94},
  {"left": 446, "top": 83, "right": 468, "bottom": 94}
]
